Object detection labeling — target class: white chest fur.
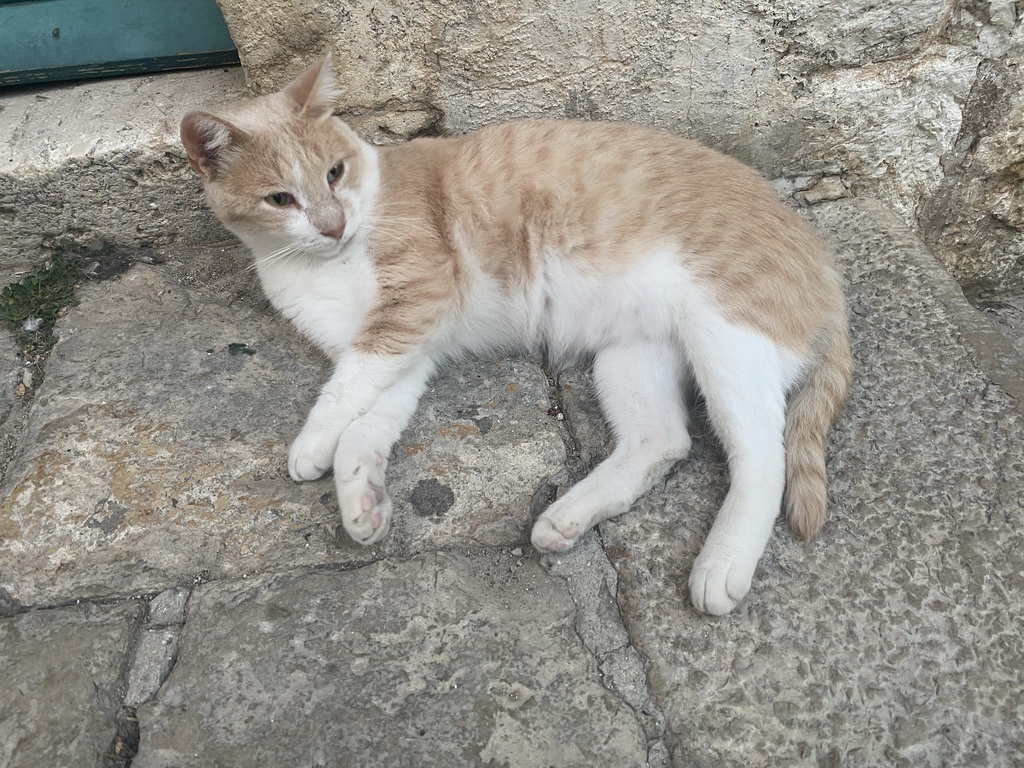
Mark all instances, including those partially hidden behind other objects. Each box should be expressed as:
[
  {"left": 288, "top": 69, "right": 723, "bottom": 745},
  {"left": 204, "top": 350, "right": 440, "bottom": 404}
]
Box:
[{"left": 255, "top": 248, "right": 377, "bottom": 360}]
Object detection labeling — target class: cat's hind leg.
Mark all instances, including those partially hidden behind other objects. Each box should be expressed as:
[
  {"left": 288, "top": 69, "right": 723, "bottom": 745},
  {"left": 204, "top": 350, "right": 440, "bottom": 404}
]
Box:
[
  {"left": 683, "top": 317, "right": 802, "bottom": 615},
  {"left": 531, "top": 341, "right": 691, "bottom": 553}
]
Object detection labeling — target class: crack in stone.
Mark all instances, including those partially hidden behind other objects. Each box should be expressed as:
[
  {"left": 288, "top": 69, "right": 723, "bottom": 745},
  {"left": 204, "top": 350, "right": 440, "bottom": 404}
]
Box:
[
  {"left": 105, "top": 587, "right": 193, "bottom": 766},
  {"left": 542, "top": 529, "right": 669, "bottom": 765},
  {"left": 540, "top": 361, "right": 589, "bottom": 484},
  {"left": 102, "top": 706, "right": 141, "bottom": 768},
  {"left": 96, "top": 601, "right": 148, "bottom": 767},
  {"left": 537, "top": 364, "right": 672, "bottom": 765}
]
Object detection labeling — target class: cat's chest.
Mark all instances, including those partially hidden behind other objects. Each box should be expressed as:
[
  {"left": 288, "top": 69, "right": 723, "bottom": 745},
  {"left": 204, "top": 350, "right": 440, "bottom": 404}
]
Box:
[{"left": 256, "top": 257, "right": 376, "bottom": 356}]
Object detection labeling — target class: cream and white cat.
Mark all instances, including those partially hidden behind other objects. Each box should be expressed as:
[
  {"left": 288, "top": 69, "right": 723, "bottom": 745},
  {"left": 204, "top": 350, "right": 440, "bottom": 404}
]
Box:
[{"left": 181, "top": 57, "right": 851, "bottom": 614}]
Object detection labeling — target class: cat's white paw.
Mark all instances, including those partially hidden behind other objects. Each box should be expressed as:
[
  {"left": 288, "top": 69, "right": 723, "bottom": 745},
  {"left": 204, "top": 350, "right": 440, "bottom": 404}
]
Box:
[
  {"left": 688, "top": 547, "right": 757, "bottom": 615},
  {"left": 530, "top": 516, "right": 583, "bottom": 553},
  {"left": 336, "top": 451, "right": 391, "bottom": 545},
  {"left": 288, "top": 428, "right": 339, "bottom": 482}
]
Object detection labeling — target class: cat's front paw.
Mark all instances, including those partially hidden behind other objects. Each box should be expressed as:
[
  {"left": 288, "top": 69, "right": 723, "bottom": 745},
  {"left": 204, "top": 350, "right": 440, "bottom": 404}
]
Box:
[
  {"left": 336, "top": 451, "right": 392, "bottom": 545},
  {"left": 288, "top": 428, "right": 340, "bottom": 481},
  {"left": 688, "top": 546, "right": 757, "bottom": 615},
  {"left": 530, "top": 517, "right": 583, "bottom": 553}
]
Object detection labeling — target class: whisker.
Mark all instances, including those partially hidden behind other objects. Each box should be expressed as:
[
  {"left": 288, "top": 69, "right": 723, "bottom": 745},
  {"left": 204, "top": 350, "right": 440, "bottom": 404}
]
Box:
[
  {"left": 251, "top": 245, "right": 301, "bottom": 271},
  {"left": 204, "top": 243, "right": 304, "bottom": 288},
  {"left": 364, "top": 215, "right": 439, "bottom": 246},
  {"left": 363, "top": 225, "right": 425, "bottom": 256}
]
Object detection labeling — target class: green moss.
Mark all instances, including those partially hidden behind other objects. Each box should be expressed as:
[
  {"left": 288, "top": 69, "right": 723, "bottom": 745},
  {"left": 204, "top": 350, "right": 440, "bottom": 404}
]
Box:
[{"left": 0, "top": 241, "right": 103, "bottom": 384}]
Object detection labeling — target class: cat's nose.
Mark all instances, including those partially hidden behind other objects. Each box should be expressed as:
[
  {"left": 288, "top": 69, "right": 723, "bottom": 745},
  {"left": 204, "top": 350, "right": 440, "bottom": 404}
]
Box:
[{"left": 320, "top": 220, "right": 346, "bottom": 240}]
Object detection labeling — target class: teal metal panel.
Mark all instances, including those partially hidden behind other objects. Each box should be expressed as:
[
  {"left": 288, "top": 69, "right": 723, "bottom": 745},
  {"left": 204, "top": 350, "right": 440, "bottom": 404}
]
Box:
[{"left": 0, "top": 0, "right": 238, "bottom": 86}]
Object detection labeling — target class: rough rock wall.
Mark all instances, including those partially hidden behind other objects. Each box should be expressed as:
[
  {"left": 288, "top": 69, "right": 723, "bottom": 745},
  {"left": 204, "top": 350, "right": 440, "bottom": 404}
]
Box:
[{"left": 216, "top": 0, "right": 1023, "bottom": 287}]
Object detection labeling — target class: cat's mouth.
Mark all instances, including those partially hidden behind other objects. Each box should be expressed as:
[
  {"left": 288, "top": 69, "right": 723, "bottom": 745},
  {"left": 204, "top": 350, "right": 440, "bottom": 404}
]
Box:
[
  {"left": 322, "top": 229, "right": 348, "bottom": 249},
  {"left": 312, "top": 228, "right": 359, "bottom": 261}
]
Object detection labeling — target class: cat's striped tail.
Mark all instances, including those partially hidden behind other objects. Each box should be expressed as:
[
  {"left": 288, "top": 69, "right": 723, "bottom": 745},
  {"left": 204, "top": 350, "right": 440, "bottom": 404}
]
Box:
[{"left": 783, "top": 310, "right": 853, "bottom": 540}]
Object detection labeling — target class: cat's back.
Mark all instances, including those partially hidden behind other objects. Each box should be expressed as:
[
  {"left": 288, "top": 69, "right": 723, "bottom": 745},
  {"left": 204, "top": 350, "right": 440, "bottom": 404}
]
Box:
[
  {"left": 376, "top": 120, "right": 837, "bottom": 346},
  {"left": 387, "top": 119, "right": 766, "bottom": 202},
  {"left": 381, "top": 119, "right": 810, "bottom": 254}
]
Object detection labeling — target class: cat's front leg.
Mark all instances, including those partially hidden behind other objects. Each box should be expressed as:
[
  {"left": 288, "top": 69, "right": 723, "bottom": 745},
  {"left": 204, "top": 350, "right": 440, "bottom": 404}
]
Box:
[
  {"left": 331, "top": 365, "right": 433, "bottom": 544},
  {"left": 335, "top": 448, "right": 391, "bottom": 545},
  {"left": 289, "top": 390, "right": 352, "bottom": 482},
  {"left": 288, "top": 352, "right": 430, "bottom": 482}
]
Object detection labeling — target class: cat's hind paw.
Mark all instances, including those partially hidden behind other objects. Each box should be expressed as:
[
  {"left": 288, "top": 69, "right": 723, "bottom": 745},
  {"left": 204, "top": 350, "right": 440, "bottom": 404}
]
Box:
[
  {"left": 336, "top": 451, "right": 392, "bottom": 545},
  {"left": 530, "top": 517, "right": 582, "bottom": 553},
  {"left": 688, "top": 548, "right": 756, "bottom": 615}
]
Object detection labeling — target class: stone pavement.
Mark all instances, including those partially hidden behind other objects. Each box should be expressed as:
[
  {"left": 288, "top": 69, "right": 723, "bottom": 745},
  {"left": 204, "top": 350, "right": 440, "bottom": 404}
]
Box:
[
  {"left": 2, "top": 193, "right": 1023, "bottom": 766},
  {"left": 2, "top": 73, "right": 1024, "bottom": 765}
]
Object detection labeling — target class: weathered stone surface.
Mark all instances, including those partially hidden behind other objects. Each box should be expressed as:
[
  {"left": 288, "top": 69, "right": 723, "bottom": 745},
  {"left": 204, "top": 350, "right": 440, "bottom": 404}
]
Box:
[
  {"left": 386, "top": 358, "right": 564, "bottom": 550},
  {"left": 125, "top": 628, "right": 180, "bottom": 708},
  {"left": 216, "top": 0, "right": 1024, "bottom": 286},
  {"left": 0, "top": 330, "right": 26, "bottom": 483},
  {"left": 134, "top": 552, "right": 647, "bottom": 767},
  {"left": 147, "top": 586, "right": 190, "bottom": 627},
  {"left": 968, "top": 283, "right": 1024, "bottom": 360},
  {"left": 574, "top": 198, "right": 1024, "bottom": 765},
  {"left": 0, "top": 600, "right": 144, "bottom": 768},
  {"left": 756, "top": 0, "right": 949, "bottom": 71},
  {"left": 0, "top": 262, "right": 563, "bottom": 606},
  {"left": 919, "top": 42, "right": 1024, "bottom": 287},
  {"left": 0, "top": 265, "right": 340, "bottom": 606},
  {"left": 0, "top": 68, "right": 245, "bottom": 278},
  {"left": 0, "top": 331, "right": 19, "bottom": 425}
]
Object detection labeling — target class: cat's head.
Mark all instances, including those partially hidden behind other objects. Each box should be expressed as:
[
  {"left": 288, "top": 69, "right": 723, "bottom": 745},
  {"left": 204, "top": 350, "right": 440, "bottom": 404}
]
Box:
[{"left": 180, "top": 56, "right": 377, "bottom": 260}]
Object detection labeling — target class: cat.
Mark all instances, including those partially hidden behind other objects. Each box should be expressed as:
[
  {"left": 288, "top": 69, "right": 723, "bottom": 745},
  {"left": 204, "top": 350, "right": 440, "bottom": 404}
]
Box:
[{"left": 180, "top": 55, "right": 852, "bottom": 615}]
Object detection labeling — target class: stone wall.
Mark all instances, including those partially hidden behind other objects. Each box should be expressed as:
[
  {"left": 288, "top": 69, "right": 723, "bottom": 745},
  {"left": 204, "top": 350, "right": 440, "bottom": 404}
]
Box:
[{"left": 216, "top": 0, "right": 1023, "bottom": 288}]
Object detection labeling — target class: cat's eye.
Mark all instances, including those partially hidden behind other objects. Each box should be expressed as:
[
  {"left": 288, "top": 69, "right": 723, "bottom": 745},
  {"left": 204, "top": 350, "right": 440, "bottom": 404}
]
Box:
[
  {"left": 266, "top": 192, "right": 295, "bottom": 206},
  {"left": 327, "top": 162, "right": 345, "bottom": 185}
]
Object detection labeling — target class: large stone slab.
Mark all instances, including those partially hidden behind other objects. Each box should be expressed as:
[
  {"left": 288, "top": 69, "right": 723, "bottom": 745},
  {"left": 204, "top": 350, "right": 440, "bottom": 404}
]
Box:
[
  {"left": 0, "top": 264, "right": 335, "bottom": 607},
  {"left": 0, "top": 263, "right": 563, "bottom": 607},
  {"left": 0, "top": 600, "right": 144, "bottom": 768},
  {"left": 134, "top": 552, "right": 647, "bottom": 767},
  {"left": 384, "top": 357, "right": 564, "bottom": 551},
  {"left": 580, "top": 198, "right": 1024, "bottom": 765}
]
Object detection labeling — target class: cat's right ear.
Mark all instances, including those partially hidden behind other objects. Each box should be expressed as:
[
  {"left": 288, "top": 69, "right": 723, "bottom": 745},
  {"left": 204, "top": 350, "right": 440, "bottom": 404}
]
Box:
[{"left": 180, "top": 111, "right": 248, "bottom": 180}]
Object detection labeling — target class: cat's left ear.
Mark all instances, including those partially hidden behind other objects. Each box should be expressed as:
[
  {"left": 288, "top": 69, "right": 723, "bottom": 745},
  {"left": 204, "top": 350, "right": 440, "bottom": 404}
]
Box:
[{"left": 282, "top": 54, "right": 342, "bottom": 120}]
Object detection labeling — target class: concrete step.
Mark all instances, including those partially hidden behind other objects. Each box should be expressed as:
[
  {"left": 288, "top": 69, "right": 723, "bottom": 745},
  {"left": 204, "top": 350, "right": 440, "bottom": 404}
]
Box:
[{"left": 0, "top": 67, "right": 245, "bottom": 280}]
